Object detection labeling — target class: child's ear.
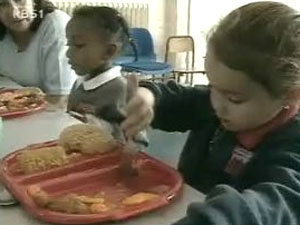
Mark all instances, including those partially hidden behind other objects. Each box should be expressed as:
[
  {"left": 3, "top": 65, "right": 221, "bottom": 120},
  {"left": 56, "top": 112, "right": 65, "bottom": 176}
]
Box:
[
  {"left": 104, "top": 44, "right": 118, "bottom": 59},
  {"left": 283, "top": 89, "right": 300, "bottom": 106}
]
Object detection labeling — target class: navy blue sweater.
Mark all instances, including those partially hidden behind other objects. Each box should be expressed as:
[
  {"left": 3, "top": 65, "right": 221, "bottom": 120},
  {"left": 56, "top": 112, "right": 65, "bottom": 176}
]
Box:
[{"left": 141, "top": 81, "right": 300, "bottom": 225}]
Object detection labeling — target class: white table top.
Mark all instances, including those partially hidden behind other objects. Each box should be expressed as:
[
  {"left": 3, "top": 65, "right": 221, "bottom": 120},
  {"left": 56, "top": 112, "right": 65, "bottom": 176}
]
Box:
[
  {"left": 0, "top": 75, "right": 23, "bottom": 89},
  {"left": 0, "top": 110, "right": 205, "bottom": 225}
]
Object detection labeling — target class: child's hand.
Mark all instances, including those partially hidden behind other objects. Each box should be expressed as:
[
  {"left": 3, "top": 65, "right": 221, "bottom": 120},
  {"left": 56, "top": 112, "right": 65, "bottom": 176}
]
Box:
[{"left": 122, "top": 87, "right": 155, "bottom": 138}]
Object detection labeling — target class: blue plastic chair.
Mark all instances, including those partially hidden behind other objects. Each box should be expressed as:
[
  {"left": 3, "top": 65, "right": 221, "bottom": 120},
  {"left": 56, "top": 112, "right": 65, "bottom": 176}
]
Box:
[
  {"left": 116, "top": 28, "right": 172, "bottom": 81},
  {"left": 115, "top": 28, "right": 156, "bottom": 64}
]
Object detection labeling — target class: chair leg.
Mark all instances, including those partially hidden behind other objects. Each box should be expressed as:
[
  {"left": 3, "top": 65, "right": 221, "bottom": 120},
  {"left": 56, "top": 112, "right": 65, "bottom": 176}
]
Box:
[
  {"left": 162, "top": 73, "right": 165, "bottom": 82},
  {"left": 184, "top": 73, "right": 189, "bottom": 84},
  {"left": 190, "top": 73, "right": 194, "bottom": 86},
  {"left": 176, "top": 72, "right": 181, "bottom": 83}
]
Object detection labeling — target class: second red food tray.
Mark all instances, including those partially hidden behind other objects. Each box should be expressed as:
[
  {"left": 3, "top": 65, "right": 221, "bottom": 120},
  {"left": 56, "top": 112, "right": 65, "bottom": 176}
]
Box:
[
  {"left": 0, "top": 141, "right": 183, "bottom": 224},
  {"left": 0, "top": 89, "right": 46, "bottom": 119}
]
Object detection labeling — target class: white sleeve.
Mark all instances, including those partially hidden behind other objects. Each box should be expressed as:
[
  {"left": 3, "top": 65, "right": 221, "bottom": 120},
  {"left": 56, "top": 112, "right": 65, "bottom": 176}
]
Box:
[{"left": 40, "top": 11, "right": 77, "bottom": 95}]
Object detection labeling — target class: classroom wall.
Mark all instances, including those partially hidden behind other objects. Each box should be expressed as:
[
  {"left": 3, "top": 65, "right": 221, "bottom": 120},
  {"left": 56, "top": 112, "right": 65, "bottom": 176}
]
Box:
[
  {"left": 189, "top": 0, "right": 300, "bottom": 68},
  {"left": 51, "top": 0, "right": 300, "bottom": 68},
  {"left": 50, "top": 0, "right": 171, "bottom": 61}
]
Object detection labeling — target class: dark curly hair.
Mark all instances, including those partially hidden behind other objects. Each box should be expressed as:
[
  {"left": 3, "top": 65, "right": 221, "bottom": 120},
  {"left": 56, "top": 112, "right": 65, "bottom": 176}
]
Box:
[
  {"left": 0, "top": 0, "right": 56, "bottom": 40},
  {"left": 72, "top": 6, "right": 137, "bottom": 60},
  {"left": 208, "top": 1, "right": 300, "bottom": 98}
]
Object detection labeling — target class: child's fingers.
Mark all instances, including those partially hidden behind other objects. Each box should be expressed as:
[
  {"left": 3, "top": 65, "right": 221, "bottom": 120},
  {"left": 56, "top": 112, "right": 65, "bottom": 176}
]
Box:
[
  {"left": 122, "top": 107, "right": 153, "bottom": 137},
  {"left": 122, "top": 98, "right": 153, "bottom": 137},
  {"left": 122, "top": 86, "right": 155, "bottom": 137},
  {"left": 125, "top": 94, "right": 144, "bottom": 115},
  {"left": 123, "top": 118, "right": 150, "bottom": 138},
  {"left": 127, "top": 74, "right": 138, "bottom": 93}
]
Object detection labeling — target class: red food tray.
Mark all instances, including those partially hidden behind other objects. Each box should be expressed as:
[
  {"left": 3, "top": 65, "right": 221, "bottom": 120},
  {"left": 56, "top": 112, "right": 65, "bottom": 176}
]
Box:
[
  {"left": 0, "top": 89, "right": 46, "bottom": 119},
  {"left": 0, "top": 141, "right": 183, "bottom": 224}
]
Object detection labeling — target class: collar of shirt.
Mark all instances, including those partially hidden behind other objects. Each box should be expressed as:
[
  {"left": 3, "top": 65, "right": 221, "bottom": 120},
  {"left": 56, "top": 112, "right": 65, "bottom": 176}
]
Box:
[
  {"left": 76, "top": 66, "right": 121, "bottom": 90},
  {"left": 236, "top": 104, "right": 299, "bottom": 150}
]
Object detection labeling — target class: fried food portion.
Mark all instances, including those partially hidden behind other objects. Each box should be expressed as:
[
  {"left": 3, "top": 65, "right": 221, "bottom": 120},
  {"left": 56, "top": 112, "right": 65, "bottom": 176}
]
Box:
[
  {"left": 0, "top": 87, "right": 45, "bottom": 112},
  {"left": 14, "top": 87, "right": 44, "bottom": 98},
  {"left": 0, "top": 92, "right": 15, "bottom": 102},
  {"left": 27, "top": 185, "right": 108, "bottom": 214},
  {"left": 89, "top": 203, "right": 110, "bottom": 213},
  {"left": 122, "top": 192, "right": 159, "bottom": 205},
  {"left": 58, "top": 124, "right": 116, "bottom": 155},
  {"left": 75, "top": 195, "right": 105, "bottom": 204},
  {"left": 47, "top": 194, "right": 91, "bottom": 214},
  {"left": 17, "top": 146, "right": 69, "bottom": 174},
  {"left": 27, "top": 185, "right": 50, "bottom": 207}
]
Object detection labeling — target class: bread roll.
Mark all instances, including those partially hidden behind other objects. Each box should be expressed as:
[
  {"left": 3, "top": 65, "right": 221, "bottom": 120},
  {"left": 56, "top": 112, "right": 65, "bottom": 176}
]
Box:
[{"left": 58, "top": 124, "right": 116, "bottom": 154}]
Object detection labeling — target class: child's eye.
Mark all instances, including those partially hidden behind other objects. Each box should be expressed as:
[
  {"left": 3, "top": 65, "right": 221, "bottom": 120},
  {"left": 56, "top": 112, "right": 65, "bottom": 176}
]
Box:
[
  {"left": 74, "top": 44, "right": 85, "bottom": 48},
  {"left": 227, "top": 96, "right": 245, "bottom": 104},
  {"left": 66, "top": 43, "right": 85, "bottom": 49}
]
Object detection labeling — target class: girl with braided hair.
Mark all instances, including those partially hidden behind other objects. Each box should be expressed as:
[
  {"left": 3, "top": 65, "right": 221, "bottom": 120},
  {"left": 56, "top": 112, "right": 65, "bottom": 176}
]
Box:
[{"left": 66, "top": 6, "right": 147, "bottom": 145}]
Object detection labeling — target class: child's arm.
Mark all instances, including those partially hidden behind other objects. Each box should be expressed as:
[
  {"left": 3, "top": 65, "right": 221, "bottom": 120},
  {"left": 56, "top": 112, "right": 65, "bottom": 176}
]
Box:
[
  {"left": 123, "top": 80, "right": 216, "bottom": 137},
  {"left": 171, "top": 149, "right": 300, "bottom": 225}
]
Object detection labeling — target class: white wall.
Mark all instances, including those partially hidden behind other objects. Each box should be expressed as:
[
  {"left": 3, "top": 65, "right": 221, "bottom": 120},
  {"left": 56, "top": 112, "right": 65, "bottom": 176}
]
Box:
[
  {"left": 50, "top": 0, "right": 168, "bottom": 61},
  {"left": 189, "top": 0, "right": 300, "bottom": 68},
  {"left": 52, "top": 0, "right": 300, "bottom": 67}
]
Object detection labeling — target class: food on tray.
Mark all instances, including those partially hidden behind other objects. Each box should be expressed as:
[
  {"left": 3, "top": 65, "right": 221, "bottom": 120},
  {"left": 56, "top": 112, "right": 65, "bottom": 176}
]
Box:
[
  {"left": 58, "top": 124, "right": 116, "bottom": 154},
  {"left": 0, "top": 87, "right": 45, "bottom": 113},
  {"left": 0, "top": 91, "right": 16, "bottom": 102},
  {"left": 76, "top": 195, "right": 105, "bottom": 204},
  {"left": 17, "top": 146, "right": 69, "bottom": 174},
  {"left": 14, "top": 87, "right": 44, "bottom": 98},
  {"left": 27, "top": 185, "right": 50, "bottom": 207},
  {"left": 27, "top": 185, "right": 109, "bottom": 214},
  {"left": 89, "top": 203, "right": 110, "bottom": 213},
  {"left": 122, "top": 192, "right": 159, "bottom": 205},
  {"left": 28, "top": 186, "right": 160, "bottom": 214},
  {"left": 47, "top": 194, "right": 91, "bottom": 214},
  {"left": 17, "top": 123, "right": 117, "bottom": 174},
  {"left": 0, "top": 104, "right": 8, "bottom": 112}
]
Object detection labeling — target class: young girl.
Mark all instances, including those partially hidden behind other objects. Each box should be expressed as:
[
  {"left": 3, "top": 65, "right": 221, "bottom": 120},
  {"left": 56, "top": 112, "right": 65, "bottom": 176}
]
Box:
[
  {"left": 66, "top": 6, "right": 147, "bottom": 145},
  {"left": 122, "top": 2, "right": 300, "bottom": 225}
]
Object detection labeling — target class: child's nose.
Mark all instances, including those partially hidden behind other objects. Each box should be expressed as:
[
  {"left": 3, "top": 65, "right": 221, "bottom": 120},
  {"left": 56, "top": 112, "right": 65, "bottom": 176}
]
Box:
[
  {"left": 66, "top": 48, "right": 72, "bottom": 59},
  {"left": 213, "top": 99, "right": 228, "bottom": 118}
]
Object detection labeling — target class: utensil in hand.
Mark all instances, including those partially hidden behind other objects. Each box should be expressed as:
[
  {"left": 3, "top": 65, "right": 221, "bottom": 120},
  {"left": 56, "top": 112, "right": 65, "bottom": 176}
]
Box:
[
  {"left": 119, "top": 74, "right": 140, "bottom": 176},
  {"left": 67, "top": 110, "right": 87, "bottom": 122}
]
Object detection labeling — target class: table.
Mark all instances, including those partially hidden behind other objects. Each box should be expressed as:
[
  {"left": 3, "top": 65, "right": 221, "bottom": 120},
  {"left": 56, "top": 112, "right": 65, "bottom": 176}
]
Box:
[
  {"left": 0, "top": 75, "right": 23, "bottom": 89},
  {"left": 0, "top": 110, "right": 205, "bottom": 225}
]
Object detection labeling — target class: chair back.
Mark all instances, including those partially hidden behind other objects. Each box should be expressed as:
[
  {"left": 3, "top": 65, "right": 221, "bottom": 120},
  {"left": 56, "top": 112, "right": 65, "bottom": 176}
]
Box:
[
  {"left": 165, "top": 35, "right": 195, "bottom": 68},
  {"left": 118, "top": 28, "right": 156, "bottom": 63},
  {"left": 131, "top": 28, "right": 155, "bottom": 57}
]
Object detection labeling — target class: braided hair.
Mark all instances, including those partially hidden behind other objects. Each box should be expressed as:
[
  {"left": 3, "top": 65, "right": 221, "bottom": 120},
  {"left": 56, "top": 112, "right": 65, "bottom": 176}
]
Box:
[{"left": 72, "top": 6, "right": 138, "bottom": 61}]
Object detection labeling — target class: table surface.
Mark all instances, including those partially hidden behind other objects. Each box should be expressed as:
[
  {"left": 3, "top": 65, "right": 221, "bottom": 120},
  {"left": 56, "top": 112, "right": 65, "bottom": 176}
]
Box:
[
  {"left": 0, "top": 110, "right": 205, "bottom": 225},
  {"left": 0, "top": 75, "right": 23, "bottom": 89}
]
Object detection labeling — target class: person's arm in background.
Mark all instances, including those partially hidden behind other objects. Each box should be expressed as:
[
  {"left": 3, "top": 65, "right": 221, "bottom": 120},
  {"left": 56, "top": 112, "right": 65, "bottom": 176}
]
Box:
[{"left": 40, "top": 11, "right": 77, "bottom": 110}]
